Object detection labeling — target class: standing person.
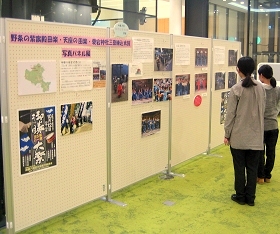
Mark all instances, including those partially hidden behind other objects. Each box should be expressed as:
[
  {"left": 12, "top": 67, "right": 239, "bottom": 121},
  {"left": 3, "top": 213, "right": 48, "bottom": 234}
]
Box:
[
  {"left": 224, "top": 56, "right": 266, "bottom": 206},
  {"left": 257, "top": 65, "right": 280, "bottom": 184}
]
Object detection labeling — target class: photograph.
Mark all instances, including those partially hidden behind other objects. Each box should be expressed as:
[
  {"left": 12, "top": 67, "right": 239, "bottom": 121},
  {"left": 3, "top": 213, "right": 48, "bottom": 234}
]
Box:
[
  {"left": 112, "top": 64, "right": 129, "bottom": 103},
  {"left": 215, "top": 72, "right": 225, "bottom": 90},
  {"left": 132, "top": 78, "right": 153, "bottom": 105},
  {"left": 61, "top": 101, "right": 93, "bottom": 136},
  {"left": 19, "top": 106, "right": 56, "bottom": 175},
  {"left": 220, "top": 91, "right": 230, "bottom": 124},
  {"left": 228, "top": 50, "right": 237, "bottom": 66},
  {"left": 228, "top": 71, "right": 237, "bottom": 88},
  {"left": 141, "top": 110, "right": 161, "bottom": 137},
  {"left": 195, "top": 48, "right": 208, "bottom": 67},
  {"left": 154, "top": 48, "right": 173, "bottom": 71},
  {"left": 175, "top": 74, "right": 190, "bottom": 96},
  {"left": 195, "top": 73, "right": 207, "bottom": 92},
  {"left": 153, "top": 78, "right": 172, "bottom": 101}
]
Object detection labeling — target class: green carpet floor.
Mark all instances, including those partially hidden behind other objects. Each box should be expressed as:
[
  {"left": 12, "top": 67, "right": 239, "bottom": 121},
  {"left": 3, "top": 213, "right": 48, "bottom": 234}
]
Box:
[{"left": 3, "top": 143, "right": 280, "bottom": 234}]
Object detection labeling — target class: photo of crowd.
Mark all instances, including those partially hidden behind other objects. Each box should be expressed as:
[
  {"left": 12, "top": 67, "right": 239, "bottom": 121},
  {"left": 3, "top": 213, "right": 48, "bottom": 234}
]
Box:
[
  {"left": 112, "top": 64, "right": 128, "bottom": 103},
  {"left": 220, "top": 91, "right": 230, "bottom": 124},
  {"left": 61, "top": 101, "right": 93, "bottom": 136},
  {"left": 228, "top": 50, "right": 237, "bottom": 66},
  {"left": 141, "top": 110, "right": 161, "bottom": 137},
  {"left": 215, "top": 72, "right": 225, "bottom": 90},
  {"left": 175, "top": 74, "right": 190, "bottom": 96},
  {"left": 228, "top": 71, "right": 237, "bottom": 88},
  {"left": 195, "top": 73, "right": 207, "bottom": 92},
  {"left": 153, "top": 78, "right": 172, "bottom": 101},
  {"left": 195, "top": 48, "right": 208, "bottom": 67},
  {"left": 132, "top": 79, "right": 153, "bottom": 105},
  {"left": 154, "top": 48, "right": 173, "bottom": 71}
]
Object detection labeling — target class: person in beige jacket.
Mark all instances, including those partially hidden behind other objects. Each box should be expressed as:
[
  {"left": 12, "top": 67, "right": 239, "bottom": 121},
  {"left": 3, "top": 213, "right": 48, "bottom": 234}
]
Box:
[{"left": 224, "top": 56, "right": 266, "bottom": 206}]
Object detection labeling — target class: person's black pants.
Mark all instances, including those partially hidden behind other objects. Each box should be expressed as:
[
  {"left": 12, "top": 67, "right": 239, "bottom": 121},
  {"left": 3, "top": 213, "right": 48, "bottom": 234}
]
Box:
[
  {"left": 258, "top": 129, "right": 279, "bottom": 179},
  {"left": 230, "top": 147, "right": 260, "bottom": 203}
]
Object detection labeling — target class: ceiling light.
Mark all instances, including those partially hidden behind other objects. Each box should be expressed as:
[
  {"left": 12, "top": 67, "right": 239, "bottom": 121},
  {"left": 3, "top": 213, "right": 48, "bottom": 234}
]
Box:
[{"left": 241, "top": 2, "right": 244, "bottom": 4}]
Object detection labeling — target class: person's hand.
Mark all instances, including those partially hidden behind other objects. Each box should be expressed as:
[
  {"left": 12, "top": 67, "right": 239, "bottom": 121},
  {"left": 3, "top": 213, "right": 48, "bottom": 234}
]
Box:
[
  {"left": 19, "top": 121, "right": 31, "bottom": 133},
  {"left": 224, "top": 137, "right": 230, "bottom": 146}
]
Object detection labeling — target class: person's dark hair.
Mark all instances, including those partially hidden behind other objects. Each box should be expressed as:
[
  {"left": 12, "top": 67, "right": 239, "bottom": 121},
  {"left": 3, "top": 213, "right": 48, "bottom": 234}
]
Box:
[
  {"left": 258, "top": 64, "right": 276, "bottom": 88},
  {"left": 237, "top": 56, "right": 256, "bottom": 88}
]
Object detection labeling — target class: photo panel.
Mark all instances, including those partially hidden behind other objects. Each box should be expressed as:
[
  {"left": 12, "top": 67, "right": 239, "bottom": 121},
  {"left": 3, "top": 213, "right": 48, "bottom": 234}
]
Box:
[
  {"left": 153, "top": 78, "right": 172, "bottom": 101},
  {"left": 175, "top": 74, "right": 190, "bottom": 96},
  {"left": 141, "top": 110, "right": 161, "bottom": 137},
  {"left": 228, "top": 50, "right": 237, "bottom": 66},
  {"left": 195, "top": 48, "right": 208, "bottom": 67},
  {"left": 154, "top": 48, "right": 173, "bottom": 71},
  {"left": 195, "top": 73, "right": 207, "bottom": 93},
  {"left": 112, "top": 64, "right": 129, "bottom": 103},
  {"left": 132, "top": 78, "right": 153, "bottom": 105},
  {"left": 228, "top": 71, "right": 237, "bottom": 88},
  {"left": 92, "top": 61, "right": 106, "bottom": 88},
  {"left": 61, "top": 101, "right": 93, "bottom": 136},
  {"left": 221, "top": 91, "right": 230, "bottom": 124},
  {"left": 215, "top": 72, "right": 225, "bottom": 90}
]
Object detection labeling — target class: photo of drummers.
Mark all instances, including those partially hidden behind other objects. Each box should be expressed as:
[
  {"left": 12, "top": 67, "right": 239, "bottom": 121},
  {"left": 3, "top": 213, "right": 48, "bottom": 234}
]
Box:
[
  {"left": 132, "top": 78, "right": 153, "bottom": 105},
  {"left": 153, "top": 78, "right": 172, "bottom": 102},
  {"left": 61, "top": 101, "right": 92, "bottom": 136},
  {"left": 112, "top": 64, "right": 129, "bottom": 103},
  {"left": 195, "top": 73, "right": 207, "bottom": 93},
  {"left": 154, "top": 48, "right": 173, "bottom": 71},
  {"left": 228, "top": 50, "right": 237, "bottom": 66},
  {"left": 195, "top": 48, "right": 208, "bottom": 67},
  {"left": 228, "top": 71, "right": 237, "bottom": 88},
  {"left": 141, "top": 110, "right": 161, "bottom": 137},
  {"left": 215, "top": 72, "right": 225, "bottom": 90}
]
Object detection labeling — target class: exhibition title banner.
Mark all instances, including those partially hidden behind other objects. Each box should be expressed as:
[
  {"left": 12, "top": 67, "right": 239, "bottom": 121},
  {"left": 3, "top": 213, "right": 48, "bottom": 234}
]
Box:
[{"left": 10, "top": 32, "right": 132, "bottom": 47}]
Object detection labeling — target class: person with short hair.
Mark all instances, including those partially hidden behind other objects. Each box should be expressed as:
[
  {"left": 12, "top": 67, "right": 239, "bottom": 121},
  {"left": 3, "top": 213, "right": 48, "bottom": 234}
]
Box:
[
  {"left": 257, "top": 65, "right": 280, "bottom": 184},
  {"left": 224, "top": 56, "right": 266, "bottom": 206}
]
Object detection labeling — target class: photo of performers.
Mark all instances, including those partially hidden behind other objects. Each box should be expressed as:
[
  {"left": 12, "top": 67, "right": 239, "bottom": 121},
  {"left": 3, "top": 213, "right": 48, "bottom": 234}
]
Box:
[
  {"left": 195, "top": 48, "right": 208, "bottom": 67},
  {"left": 175, "top": 74, "right": 190, "bottom": 96},
  {"left": 220, "top": 91, "right": 230, "bottom": 124},
  {"left": 112, "top": 64, "right": 129, "bottom": 103},
  {"left": 215, "top": 72, "right": 225, "bottom": 90},
  {"left": 61, "top": 101, "right": 92, "bottom": 136},
  {"left": 154, "top": 78, "right": 172, "bottom": 102},
  {"left": 154, "top": 48, "right": 173, "bottom": 71},
  {"left": 195, "top": 73, "right": 207, "bottom": 93},
  {"left": 132, "top": 78, "right": 153, "bottom": 105},
  {"left": 228, "top": 50, "right": 237, "bottom": 66},
  {"left": 228, "top": 71, "right": 237, "bottom": 88},
  {"left": 19, "top": 106, "right": 56, "bottom": 174},
  {"left": 141, "top": 110, "right": 161, "bottom": 137}
]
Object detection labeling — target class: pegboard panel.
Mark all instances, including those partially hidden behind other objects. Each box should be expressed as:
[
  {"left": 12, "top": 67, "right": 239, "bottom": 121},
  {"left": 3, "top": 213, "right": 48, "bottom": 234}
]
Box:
[
  {"left": 171, "top": 35, "right": 212, "bottom": 166},
  {"left": 110, "top": 30, "right": 171, "bottom": 191},
  {"left": 211, "top": 39, "right": 241, "bottom": 149},
  {"left": 4, "top": 19, "right": 107, "bottom": 231}
]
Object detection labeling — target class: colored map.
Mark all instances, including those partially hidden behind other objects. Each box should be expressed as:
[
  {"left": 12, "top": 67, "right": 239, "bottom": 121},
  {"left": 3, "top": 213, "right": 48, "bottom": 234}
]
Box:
[
  {"left": 18, "top": 60, "right": 56, "bottom": 95},
  {"left": 25, "top": 64, "right": 51, "bottom": 92}
]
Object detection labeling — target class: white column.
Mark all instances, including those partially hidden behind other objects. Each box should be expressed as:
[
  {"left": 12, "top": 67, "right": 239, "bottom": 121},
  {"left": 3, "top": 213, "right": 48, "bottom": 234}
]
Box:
[{"left": 169, "top": 0, "right": 182, "bottom": 35}]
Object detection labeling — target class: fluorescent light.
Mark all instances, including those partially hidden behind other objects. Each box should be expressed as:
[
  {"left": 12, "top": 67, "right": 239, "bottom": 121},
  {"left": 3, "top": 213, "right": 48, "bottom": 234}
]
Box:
[{"left": 229, "top": 2, "right": 280, "bottom": 12}]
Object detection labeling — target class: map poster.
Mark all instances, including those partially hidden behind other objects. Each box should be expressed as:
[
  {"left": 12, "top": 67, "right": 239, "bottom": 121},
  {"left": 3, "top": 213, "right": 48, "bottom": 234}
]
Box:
[
  {"left": 19, "top": 106, "right": 56, "bottom": 175},
  {"left": 17, "top": 60, "right": 57, "bottom": 95}
]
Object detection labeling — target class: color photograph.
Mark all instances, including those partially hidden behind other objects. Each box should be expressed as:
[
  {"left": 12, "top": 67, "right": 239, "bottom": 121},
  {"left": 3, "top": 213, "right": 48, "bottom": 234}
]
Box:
[
  {"left": 228, "top": 50, "right": 237, "bottom": 66},
  {"left": 132, "top": 78, "right": 153, "bottom": 105},
  {"left": 61, "top": 101, "right": 93, "bottom": 136},
  {"left": 195, "top": 48, "right": 208, "bottom": 67},
  {"left": 141, "top": 110, "right": 161, "bottom": 137},
  {"left": 153, "top": 78, "right": 172, "bottom": 101},
  {"left": 220, "top": 91, "right": 230, "bottom": 124},
  {"left": 215, "top": 72, "right": 225, "bottom": 90},
  {"left": 19, "top": 106, "right": 56, "bottom": 175},
  {"left": 195, "top": 73, "right": 207, "bottom": 92},
  {"left": 228, "top": 71, "right": 237, "bottom": 88},
  {"left": 112, "top": 64, "right": 129, "bottom": 103},
  {"left": 154, "top": 48, "right": 173, "bottom": 71},
  {"left": 175, "top": 74, "right": 190, "bottom": 96}
]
